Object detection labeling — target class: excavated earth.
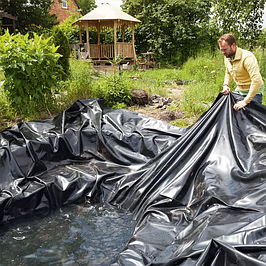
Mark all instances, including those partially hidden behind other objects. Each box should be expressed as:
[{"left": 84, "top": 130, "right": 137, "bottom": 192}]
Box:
[{"left": 128, "top": 85, "right": 194, "bottom": 124}]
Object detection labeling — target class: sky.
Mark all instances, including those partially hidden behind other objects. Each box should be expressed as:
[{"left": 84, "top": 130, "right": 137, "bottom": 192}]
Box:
[
  {"left": 95, "top": 0, "right": 122, "bottom": 10},
  {"left": 263, "top": 5, "right": 266, "bottom": 28},
  {"left": 95, "top": 1, "right": 266, "bottom": 29}
]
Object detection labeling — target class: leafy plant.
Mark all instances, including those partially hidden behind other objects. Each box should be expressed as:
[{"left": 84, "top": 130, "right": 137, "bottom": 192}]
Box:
[
  {"left": 0, "top": 30, "right": 62, "bottom": 116},
  {"left": 57, "top": 13, "right": 81, "bottom": 44},
  {"left": 96, "top": 55, "right": 133, "bottom": 108},
  {"left": 51, "top": 27, "right": 71, "bottom": 79},
  {"left": 98, "top": 72, "right": 133, "bottom": 108}
]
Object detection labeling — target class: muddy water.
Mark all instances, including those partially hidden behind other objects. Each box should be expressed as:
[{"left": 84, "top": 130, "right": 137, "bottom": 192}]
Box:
[{"left": 0, "top": 202, "right": 134, "bottom": 266}]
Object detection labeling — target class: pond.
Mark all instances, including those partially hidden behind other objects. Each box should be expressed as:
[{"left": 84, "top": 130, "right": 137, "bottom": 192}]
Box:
[{"left": 0, "top": 202, "right": 135, "bottom": 266}]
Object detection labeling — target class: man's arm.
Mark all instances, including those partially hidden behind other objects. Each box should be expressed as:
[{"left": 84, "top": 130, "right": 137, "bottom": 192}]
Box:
[
  {"left": 223, "top": 59, "right": 232, "bottom": 94},
  {"left": 243, "top": 54, "right": 263, "bottom": 103}
]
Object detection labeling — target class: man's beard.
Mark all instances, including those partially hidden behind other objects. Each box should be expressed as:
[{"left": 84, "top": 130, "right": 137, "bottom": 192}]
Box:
[{"left": 226, "top": 47, "right": 235, "bottom": 58}]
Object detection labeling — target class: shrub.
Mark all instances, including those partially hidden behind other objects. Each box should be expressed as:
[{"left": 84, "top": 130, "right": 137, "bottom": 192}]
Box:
[
  {"left": 99, "top": 72, "right": 133, "bottom": 108},
  {"left": 57, "top": 14, "right": 81, "bottom": 44},
  {"left": 0, "top": 30, "right": 62, "bottom": 116},
  {"left": 50, "top": 27, "right": 71, "bottom": 80}
]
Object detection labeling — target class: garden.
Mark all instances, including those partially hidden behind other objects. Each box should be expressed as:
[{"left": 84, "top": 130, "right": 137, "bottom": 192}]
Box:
[
  {"left": 1, "top": 43, "right": 266, "bottom": 131},
  {"left": 1, "top": 1, "right": 266, "bottom": 265}
]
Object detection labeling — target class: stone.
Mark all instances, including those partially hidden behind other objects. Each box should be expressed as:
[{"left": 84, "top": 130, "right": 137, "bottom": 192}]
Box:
[{"left": 130, "top": 89, "right": 149, "bottom": 106}]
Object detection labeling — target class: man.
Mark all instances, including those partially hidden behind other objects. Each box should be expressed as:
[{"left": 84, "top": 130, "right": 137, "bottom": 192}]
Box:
[{"left": 218, "top": 33, "right": 264, "bottom": 110}]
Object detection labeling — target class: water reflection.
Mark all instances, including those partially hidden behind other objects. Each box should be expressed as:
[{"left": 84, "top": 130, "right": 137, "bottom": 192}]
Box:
[{"left": 0, "top": 202, "right": 134, "bottom": 265}]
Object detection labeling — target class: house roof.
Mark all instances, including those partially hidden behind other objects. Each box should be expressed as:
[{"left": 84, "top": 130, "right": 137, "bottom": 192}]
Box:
[{"left": 72, "top": 3, "right": 141, "bottom": 28}]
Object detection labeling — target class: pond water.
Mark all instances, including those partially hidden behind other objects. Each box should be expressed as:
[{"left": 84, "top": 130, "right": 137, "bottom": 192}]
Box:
[{"left": 0, "top": 202, "right": 135, "bottom": 266}]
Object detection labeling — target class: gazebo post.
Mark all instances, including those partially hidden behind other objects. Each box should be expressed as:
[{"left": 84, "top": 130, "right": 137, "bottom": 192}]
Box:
[
  {"left": 86, "top": 21, "right": 90, "bottom": 58},
  {"left": 78, "top": 23, "right": 83, "bottom": 60},
  {"left": 132, "top": 25, "right": 136, "bottom": 61},
  {"left": 79, "top": 23, "right": 82, "bottom": 44},
  {"left": 97, "top": 22, "right": 101, "bottom": 60},
  {"left": 122, "top": 25, "right": 125, "bottom": 43},
  {"left": 114, "top": 20, "right": 117, "bottom": 59}
]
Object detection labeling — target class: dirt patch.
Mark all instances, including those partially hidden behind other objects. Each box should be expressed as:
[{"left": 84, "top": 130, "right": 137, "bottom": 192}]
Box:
[{"left": 127, "top": 85, "right": 190, "bottom": 124}]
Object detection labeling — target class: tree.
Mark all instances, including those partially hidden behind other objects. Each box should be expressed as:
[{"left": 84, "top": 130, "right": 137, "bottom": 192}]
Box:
[
  {"left": 209, "top": 0, "right": 266, "bottom": 48},
  {"left": 0, "top": 0, "right": 58, "bottom": 34},
  {"left": 76, "top": 0, "right": 96, "bottom": 15},
  {"left": 122, "top": 0, "right": 212, "bottom": 64}
]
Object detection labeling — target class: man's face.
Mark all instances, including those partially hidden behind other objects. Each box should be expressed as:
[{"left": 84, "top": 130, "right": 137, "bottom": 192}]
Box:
[{"left": 219, "top": 40, "right": 236, "bottom": 58}]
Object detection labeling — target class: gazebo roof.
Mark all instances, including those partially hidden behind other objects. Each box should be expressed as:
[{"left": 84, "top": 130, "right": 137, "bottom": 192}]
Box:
[{"left": 72, "top": 3, "right": 141, "bottom": 28}]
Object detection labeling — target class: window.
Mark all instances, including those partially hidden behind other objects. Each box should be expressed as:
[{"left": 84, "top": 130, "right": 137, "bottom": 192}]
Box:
[{"left": 62, "top": 0, "right": 68, "bottom": 9}]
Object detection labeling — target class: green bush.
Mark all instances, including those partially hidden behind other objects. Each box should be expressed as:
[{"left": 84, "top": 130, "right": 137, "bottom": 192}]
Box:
[
  {"left": 97, "top": 71, "right": 133, "bottom": 108},
  {"left": 57, "top": 14, "right": 81, "bottom": 44},
  {"left": 0, "top": 30, "right": 62, "bottom": 116},
  {"left": 51, "top": 28, "right": 71, "bottom": 79}
]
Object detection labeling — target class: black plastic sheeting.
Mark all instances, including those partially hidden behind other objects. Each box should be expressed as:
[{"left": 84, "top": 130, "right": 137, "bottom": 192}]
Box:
[{"left": 1, "top": 92, "right": 266, "bottom": 265}]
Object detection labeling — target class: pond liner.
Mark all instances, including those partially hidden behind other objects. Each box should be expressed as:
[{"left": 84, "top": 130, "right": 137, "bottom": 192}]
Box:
[{"left": 1, "top": 92, "right": 266, "bottom": 265}]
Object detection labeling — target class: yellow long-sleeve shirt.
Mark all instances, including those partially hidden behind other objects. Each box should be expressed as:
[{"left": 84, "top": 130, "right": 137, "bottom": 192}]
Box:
[{"left": 224, "top": 47, "right": 264, "bottom": 103}]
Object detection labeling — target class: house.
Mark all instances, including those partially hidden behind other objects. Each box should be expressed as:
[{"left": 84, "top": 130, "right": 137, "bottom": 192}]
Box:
[{"left": 50, "top": 0, "right": 81, "bottom": 23}]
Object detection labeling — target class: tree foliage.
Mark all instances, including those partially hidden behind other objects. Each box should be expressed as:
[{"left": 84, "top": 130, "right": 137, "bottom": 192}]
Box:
[
  {"left": 211, "top": 0, "right": 266, "bottom": 48},
  {"left": 122, "top": 0, "right": 212, "bottom": 64},
  {"left": 0, "top": 0, "right": 58, "bottom": 34},
  {"left": 76, "top": 0, "right": 96, "bottom": 15},
  {"left": 122, "top": 0, "right": 266, "bottom": 64},
  {"left": 57, "top": 14, "right": 81, "bottom": 44}
]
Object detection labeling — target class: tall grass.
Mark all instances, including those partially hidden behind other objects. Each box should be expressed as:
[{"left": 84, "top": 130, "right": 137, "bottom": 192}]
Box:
[
  {"left": 52, "top": 59, "right": 97, "bottom": 113},
  {"left": 177, "top": 51, "right": 225, "bottom": 116}
]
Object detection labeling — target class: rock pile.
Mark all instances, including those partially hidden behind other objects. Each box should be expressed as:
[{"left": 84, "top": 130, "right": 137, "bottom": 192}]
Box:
[{"left": 130, "top": 89, "right": 173, "bottom": 109}]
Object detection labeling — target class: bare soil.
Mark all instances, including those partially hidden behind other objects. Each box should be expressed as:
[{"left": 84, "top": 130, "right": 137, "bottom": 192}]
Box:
[{"left": 127, "top": 85, "right": 196, "bottom": 125}]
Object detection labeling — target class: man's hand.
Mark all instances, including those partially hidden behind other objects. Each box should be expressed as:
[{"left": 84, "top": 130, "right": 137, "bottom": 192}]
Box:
[
  {"left": 222, "top": 85, "right": 230, "bottom": 94},
  {"left": 233, "top": 100, "right": 247, "bottom": 110}
]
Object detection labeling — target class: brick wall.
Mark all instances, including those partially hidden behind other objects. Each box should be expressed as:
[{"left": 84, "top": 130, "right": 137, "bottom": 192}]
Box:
[{"left": 50, "top": 0, "right": 80, "bottom": 23}]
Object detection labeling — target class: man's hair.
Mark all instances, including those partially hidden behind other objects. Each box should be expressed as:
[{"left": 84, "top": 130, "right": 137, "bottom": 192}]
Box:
[{"left": 218, "top": 34, "right": 236, "bottom": 46}]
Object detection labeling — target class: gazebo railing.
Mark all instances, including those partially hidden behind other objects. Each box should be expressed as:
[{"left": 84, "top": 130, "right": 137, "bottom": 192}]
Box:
[
  {"left": 71, "top": 42, "right": 134, "bottom": 60},
  {"left": 89, "top": 44, "right": 98, "bottom": 58},
  {"left": 101, "top": 44, "right": 114, "bottom": 58},
  {"left": 117, "top": 42, "right": 134, "bottom": 58}
]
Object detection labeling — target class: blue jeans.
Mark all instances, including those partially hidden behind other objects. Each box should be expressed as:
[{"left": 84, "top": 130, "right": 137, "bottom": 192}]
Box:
[{"left": 252, "top": 94, "right": 263, "bottom": 104}]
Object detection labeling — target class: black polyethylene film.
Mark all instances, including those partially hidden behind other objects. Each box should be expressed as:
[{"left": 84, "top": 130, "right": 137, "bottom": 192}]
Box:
[{"left": 1, "top": 93, "right": 266, "bottom": 265}]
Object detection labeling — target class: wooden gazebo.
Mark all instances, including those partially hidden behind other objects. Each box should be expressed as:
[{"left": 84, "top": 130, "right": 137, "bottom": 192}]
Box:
[{"left": 72, "top": 3, "right": 141, "bottom": 64}]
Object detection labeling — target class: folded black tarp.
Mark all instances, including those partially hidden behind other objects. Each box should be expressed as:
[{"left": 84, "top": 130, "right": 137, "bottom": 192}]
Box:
[{"left": 1, "top": 92, "right": 266, "bottom": 265}]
